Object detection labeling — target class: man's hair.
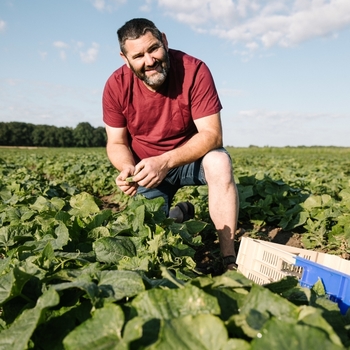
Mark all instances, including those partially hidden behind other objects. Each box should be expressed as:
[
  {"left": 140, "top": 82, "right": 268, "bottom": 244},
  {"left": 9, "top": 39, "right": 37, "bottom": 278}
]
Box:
[{"left": 117, "top": 18, "right": 163, "bottom": 54}]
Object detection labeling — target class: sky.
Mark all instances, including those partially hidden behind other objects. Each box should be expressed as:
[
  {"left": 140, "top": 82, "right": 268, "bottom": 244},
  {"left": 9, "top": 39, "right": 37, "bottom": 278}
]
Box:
[{"left": 1, "top": 0, "right": 350, "bottom": 147}]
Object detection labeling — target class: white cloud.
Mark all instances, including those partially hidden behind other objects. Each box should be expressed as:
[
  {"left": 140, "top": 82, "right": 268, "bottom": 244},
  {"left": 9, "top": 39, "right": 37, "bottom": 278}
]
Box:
[
  {"left": 155, "top": 0, "right": 350, "bottom": 52},
  {"left": 140, "top": 0, "right": 153, "bottom": 12},
  {"left": 39, "top": 51, "right": 48, "bottom": 60},
  {"left": 236, "top": 108, "right": 346, "bottom": 129},
  {"left": 59, "top": 50, "right": 67, "bottom": 61},
  {"left": 218, "top": 88, "right": 245, "bottom": 97},
  {"left": 76, "top": 41, "right": 84, "bottom": 49},
  {"left": 91, "top": 0, "right": 126, "bottom": 12},
  {"left": 52, "top": 41, "right": 69, "bottom": 60},
  {"left": 53, "top": 41, "right": 69, "bottom": 49},
  {"left": 51, "top": 40, "right": 99, "bottom": 63},
  {"left": 0, "top": 19, "right": 6, "bottom": 32},
  {"left": 79, "top": 42, "right": 99, "bottom": 63}
]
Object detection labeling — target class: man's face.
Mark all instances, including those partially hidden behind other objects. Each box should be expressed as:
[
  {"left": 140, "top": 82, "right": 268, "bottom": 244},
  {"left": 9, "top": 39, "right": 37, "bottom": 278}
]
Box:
[{"left": 121, "top": 31, "right": 170, "bottom": 91}]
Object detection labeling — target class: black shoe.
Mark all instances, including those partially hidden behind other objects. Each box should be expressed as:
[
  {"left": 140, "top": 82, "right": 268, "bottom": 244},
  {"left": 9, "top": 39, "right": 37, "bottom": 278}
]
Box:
[
  {"left": 222, "top": 255, "right": 238, "bottom": 271},
  {"left": 175, "top": 201, "right": 195, "bottom": 222}
]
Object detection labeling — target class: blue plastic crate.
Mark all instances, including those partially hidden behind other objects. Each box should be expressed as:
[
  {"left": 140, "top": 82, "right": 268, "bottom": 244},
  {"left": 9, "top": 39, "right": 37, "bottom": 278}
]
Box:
[{"left": 295, "top": 256, "right": 350, "bottom": 315}]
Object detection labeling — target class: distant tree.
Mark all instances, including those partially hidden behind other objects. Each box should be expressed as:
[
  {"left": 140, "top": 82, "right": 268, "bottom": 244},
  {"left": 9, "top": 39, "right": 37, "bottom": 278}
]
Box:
[
  {"left": 92, "top": 126, "right": 107, "bottom": 147},
  {"left": 7, "top": 122, "right": 34, "bottom": 146},
  {"left": 0, "top": 121, "right": 105, "bottom": 147},
  {"left": 42, "top": 125, "right": 59, "bottom": 147},
  {"left": 0, "top": 122, "right": 10, "bottom": 145},
  {"left": 32, "top": 125, "right": 49, "bottom": 146},
  {"left": 56, "top": 127, "right": 74, "bottom": 147},
  {"left": 73, "top": 122, "right": 95, "bottom": 147}
]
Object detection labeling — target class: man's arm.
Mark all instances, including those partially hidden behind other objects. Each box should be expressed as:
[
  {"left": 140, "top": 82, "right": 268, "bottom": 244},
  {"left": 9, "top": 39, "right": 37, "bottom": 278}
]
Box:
[
  {"left": 132, "top": 112, "right": 223, "bottom": 188},
  {"left": 163, "top": 112, "right": 223, "bottom": 168},
  {"left": 105, "top": 125, "right": 138, "bottom": 196}
]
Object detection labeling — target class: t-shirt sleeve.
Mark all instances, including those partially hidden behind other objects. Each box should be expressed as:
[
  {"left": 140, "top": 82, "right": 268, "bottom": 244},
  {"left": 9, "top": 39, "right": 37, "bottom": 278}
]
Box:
[
  {"left": 102, "top": 74, "right": 127, "bottom": 128},
  {"left": 190, "top": 62, "right": 222, "bottom": 120}
]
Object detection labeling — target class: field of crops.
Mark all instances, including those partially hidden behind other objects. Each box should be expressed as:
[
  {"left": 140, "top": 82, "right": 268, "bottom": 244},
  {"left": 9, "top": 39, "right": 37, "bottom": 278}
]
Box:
[{"left": 1, "top": 146, "right": 350, "bottom": 349}]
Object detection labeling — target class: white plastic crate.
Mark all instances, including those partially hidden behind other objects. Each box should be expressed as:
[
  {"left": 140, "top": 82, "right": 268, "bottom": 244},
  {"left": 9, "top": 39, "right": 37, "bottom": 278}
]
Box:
[{"left": 236, "top": 237, "right": 350, "bottom": 285}]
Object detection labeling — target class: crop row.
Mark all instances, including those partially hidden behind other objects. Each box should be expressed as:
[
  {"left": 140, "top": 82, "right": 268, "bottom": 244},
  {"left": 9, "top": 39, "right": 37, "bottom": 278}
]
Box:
[{"left": 0, "top": 147, "right": 350, "bottom": 349}]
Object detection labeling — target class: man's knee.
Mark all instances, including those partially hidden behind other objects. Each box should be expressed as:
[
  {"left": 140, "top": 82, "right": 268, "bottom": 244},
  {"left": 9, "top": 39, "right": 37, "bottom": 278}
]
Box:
[{"left": 202, "top": 150, "right": 233, "bottom": 182}]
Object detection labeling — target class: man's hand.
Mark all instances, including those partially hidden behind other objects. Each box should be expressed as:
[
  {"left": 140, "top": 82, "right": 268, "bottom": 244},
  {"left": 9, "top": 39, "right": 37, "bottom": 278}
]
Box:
[
  {"left": 116, "top": 168, "right": 138, "bottom": 196},
  {"left": 132, "top": 155, "right": 169, "bottom": 188}
]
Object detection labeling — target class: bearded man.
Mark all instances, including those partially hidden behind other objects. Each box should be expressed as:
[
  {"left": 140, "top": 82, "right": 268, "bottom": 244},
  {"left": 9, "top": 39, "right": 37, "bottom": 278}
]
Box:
[{"left": 103, "top": 18, "right": 239, "bottom": 272}]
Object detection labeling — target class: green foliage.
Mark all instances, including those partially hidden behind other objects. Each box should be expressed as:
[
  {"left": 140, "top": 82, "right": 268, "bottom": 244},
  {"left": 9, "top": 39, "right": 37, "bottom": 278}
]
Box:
[
  {"left": 0, "top": 122, "right": 106, "bottom": 147},
  {"left": 1, "top": 147, "right": 350, "bottom": 349}
]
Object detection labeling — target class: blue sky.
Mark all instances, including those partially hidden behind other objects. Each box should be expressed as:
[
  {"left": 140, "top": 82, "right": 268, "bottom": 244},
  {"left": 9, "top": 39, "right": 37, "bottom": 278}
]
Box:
[{"left": 1, "top": 0, "right": 349, "bottom": 147}]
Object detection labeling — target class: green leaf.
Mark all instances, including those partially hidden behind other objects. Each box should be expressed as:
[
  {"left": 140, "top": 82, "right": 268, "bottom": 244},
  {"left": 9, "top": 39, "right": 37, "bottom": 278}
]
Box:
[
  {"left": 97, "top": 270, "right": 145, "bottom": 301},
  {"left": 211, "top": 271, "right": 254, "bottom": 289},
  {"left": 37, "top": 241, "right": 55, "bottom": 269},
  {"left": 0, "top": 226, "right": 18, "bottom": 250},
  {"left": 148, "top": 314, "right": 230, "bottom": 350},
  {"left": 298, "top": 306, "right": 343, "bottom": 347},
  {"left": 131, "top": 284, "right": 220, "bottom": 320},
  {"left": 0, "top": 288, "right": 60, "bottom": 350},
  {"left": 184, "top": 220, "right": 207, "bottom": 235},
  {"left": 303, "top": 194, "right": 333, "bottom": 211},
  {"left": 132, "top": 204, "right": 146, "bottom": 231},
  {"left": 86, "top": 209, "right": 112, "bottom": 230},
  {"left": 251, "top": 317, "right": 343, "bottom": 350},
  {"left": 63, "top": 303, "right": 125, "bottom": 350},
  {"left": 87, "top": 226, "right": 110, "bottom": 239},
  {"left": 52, "top": 280, "right": 100, "bottom": 306},
  {"left": 69, "top": 192, "right": 100, "bottom": 217},
  {"left": 30, "top": 196, "right": 55, "bottom": 213},
  {"left": 0, "top": 266, "right": 33, "bottom": 304},
  {"left": 312, "top": 277, "right": 326, "bottom": 296},
  {"left": 117, "top": 256, "right": 150, "bottom": 271},
  {"left": 264, "top": 276, "right": 299, "bottom": 294},
  {"left": 240, "top": 284, "right": 299, "bottom": 322},
  {"left": 93, "top": 236, "right": 137, "bottom": 264},
  {"left": 229, "top": 309, "right": 270, "bottom": 338}
]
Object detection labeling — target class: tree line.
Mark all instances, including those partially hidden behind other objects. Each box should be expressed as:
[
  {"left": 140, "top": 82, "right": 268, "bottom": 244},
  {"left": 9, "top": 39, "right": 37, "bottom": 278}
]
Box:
[{"left": 0, "top": 122, "right": 107, "bottom": 147}]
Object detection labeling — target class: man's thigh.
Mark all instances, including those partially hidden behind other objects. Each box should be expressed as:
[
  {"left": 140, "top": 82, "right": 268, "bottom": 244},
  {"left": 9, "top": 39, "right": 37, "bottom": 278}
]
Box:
[{"left": 136, "top": 147, "right": 230, "bottom": 211}]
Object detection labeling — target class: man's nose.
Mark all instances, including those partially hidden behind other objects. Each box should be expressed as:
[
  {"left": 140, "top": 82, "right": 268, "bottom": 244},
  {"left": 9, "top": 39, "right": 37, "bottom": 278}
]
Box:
[{"left": 144, "top": 52, "right": 155, "bottom": 66}]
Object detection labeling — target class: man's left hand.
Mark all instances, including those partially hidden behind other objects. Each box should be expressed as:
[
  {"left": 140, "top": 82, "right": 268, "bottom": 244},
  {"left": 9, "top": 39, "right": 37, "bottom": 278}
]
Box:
[{"left": 132, "top": 156, "right": 169, "bottom": 188}]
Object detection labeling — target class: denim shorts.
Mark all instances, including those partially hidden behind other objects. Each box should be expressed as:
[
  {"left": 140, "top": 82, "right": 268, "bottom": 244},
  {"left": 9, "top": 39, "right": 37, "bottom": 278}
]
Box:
[{"left": 137, "top": 147, "right": 231, "bottom": 215}]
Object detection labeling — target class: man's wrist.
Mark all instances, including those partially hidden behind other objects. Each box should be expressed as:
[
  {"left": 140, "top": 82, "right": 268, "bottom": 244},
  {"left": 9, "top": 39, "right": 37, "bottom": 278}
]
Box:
[{"left": 159, "top": 152, "right": 173, "bottom": 170}]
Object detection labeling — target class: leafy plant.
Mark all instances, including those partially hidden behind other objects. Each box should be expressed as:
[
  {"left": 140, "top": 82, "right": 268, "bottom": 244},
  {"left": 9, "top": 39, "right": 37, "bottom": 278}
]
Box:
[{"left": 1, "top": 147, "right": 350, "bottom": 349}]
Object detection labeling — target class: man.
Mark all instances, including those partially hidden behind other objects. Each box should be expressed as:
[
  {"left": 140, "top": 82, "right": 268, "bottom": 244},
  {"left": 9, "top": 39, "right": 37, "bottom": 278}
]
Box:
[{"left": 103, "top": 18, "right": 239, "bottom": 271}]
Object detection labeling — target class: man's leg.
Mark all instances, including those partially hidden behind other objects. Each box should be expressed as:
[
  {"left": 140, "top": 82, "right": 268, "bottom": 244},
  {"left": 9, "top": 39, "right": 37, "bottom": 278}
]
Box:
[{"left": 202, "top": 150, "right": 239, "bottom": 269}]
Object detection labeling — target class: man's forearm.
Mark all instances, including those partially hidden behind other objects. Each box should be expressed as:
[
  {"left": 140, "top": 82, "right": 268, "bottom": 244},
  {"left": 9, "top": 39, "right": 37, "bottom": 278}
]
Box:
[
  {"left": 106, "top": 142, "right": 135, "bottom": 172},
  {"left": 161, "top": 129, "right": 222, "bottom": 170}
]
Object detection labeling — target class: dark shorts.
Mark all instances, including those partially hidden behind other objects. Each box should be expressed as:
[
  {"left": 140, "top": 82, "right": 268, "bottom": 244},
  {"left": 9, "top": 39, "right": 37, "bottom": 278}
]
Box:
[{"left": 137, "top": 147, "right": 230, "bottom": 215}]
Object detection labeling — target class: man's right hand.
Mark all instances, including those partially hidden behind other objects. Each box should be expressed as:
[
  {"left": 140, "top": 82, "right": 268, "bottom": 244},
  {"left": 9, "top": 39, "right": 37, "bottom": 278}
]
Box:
[{"left": 116, "top": 169, "right": 138, "bottom": 196}]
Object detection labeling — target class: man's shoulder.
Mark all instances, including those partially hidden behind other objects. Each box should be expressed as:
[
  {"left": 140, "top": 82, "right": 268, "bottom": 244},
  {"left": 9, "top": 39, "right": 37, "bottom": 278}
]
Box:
[
  {"left": 106, "top": 64, "right": 133, "bottom": 86},
  {"left": 169, "top": 49, "right": 203, "bottom": 67},
  {"left": 103, "top": 65, "right": 134, "bottom": 101}
]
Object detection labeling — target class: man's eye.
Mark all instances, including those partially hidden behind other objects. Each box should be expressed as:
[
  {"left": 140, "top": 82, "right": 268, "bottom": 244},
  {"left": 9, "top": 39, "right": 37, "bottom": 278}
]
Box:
[{"left": 150, "top": 46, "right": 160, "bottom": 53}]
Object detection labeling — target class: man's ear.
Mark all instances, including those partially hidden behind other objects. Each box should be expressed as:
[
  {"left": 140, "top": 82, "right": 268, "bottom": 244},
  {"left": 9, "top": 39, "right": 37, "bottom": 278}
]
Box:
[
  {"left": 162, "top": 33, "right": 169, "bottom": 51},
  {"left": 120, "top": 52, "right": 130, "bottom": 68}
]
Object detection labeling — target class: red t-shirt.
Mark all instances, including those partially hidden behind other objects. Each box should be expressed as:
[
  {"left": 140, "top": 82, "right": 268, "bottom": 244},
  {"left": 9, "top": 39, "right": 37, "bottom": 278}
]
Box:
[{"left": 103, "top": 49, "right": 222, "bottom": 161}]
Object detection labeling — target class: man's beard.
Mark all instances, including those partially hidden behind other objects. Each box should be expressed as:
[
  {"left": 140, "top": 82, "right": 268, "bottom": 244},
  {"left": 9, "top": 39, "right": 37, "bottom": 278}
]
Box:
[{"left": 129, "top": 50, "right": 170, "bottom": 89}]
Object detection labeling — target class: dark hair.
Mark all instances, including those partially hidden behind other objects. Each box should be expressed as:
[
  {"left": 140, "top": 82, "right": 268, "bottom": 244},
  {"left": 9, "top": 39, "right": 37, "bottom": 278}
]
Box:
[{"left": 117, "top": 18, "right": 163, "bottom": 54}]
